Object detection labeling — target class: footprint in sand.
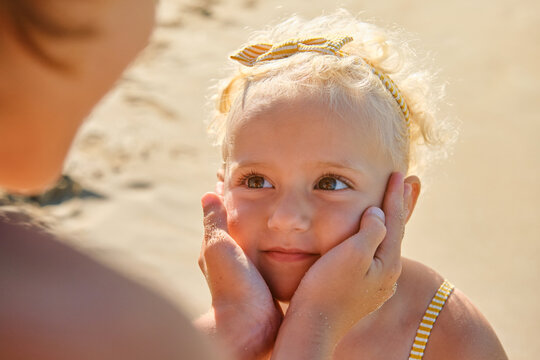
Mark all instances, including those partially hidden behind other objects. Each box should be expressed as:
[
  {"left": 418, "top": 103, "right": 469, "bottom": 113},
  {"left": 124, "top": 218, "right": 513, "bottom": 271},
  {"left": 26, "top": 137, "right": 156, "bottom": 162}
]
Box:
[
  {"left": 182, "top": 0, "right": 219, "bottom": 18},
  {"left": 123, "top": 93, "right": 179, "bottom": 121},
  {"left": 123, "top": 180, "right": 154, "bottom": 190}
]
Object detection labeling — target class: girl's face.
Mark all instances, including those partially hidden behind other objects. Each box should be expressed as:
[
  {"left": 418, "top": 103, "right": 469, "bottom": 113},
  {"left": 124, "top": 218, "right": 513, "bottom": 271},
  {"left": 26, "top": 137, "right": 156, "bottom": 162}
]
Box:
[{"left": 220, "top": 96, "right": 395, "bottom": 302}]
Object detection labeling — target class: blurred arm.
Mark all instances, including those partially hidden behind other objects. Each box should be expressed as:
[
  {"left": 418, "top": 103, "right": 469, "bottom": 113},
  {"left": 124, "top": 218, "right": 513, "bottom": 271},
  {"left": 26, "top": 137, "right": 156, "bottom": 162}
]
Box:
[{"left": 0, "top": 218, "right": 222, "bottom": 360}]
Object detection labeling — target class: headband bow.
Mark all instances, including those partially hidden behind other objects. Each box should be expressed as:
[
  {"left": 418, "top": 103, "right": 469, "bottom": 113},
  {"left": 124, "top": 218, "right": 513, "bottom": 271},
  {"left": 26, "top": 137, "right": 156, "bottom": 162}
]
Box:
[
  {"left": 230, "top": 36, "right": 353, "bottom": 66},
  {"left": 230, "top": 35, "right": 410, "bottom": 127}
]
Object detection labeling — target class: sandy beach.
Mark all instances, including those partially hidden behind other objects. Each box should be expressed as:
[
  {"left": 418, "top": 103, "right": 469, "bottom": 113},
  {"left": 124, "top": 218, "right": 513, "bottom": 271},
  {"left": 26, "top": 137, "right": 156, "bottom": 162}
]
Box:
[{"left": 3, "top": 0, "right": 538, "bottom": 358}]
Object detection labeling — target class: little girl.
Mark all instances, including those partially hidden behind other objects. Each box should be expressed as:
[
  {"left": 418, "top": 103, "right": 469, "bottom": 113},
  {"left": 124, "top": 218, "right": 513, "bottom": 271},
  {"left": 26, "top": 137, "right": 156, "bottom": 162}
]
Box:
[{"left": 196, "top": 10, "right": 507, "bottom": 360}]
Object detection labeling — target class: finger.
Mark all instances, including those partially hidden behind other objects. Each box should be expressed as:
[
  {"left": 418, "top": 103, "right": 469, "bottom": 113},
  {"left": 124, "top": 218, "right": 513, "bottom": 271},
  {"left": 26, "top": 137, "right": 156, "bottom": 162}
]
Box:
[
  {"left": 345, "top": 206, "right": 387, "bottom": 266},
  {"left": 201, "top": 192, "right": 248, "bottom": 268},
  {"left": 402, "top": 183, "right": 413, "bottom": 221},
  {"left": 375, "top": 172, "right": 405, "bottom": 264},
  {"left": 200, "top": 193, "right": 249, "bottom": 296},
  {"left": 202, "top": 192, "right": 229, "bottom": 244},
  {"left": 199, "top": 192, "right": 229, "bottom": 274}
]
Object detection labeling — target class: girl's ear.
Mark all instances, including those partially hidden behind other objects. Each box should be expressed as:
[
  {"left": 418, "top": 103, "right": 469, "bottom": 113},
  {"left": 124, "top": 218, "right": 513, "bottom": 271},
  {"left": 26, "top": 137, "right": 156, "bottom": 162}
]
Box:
[
  {"left": 216, "top": 167, "right": 225, "bottom": 196},
  {"left": 403, "top": 175, "right": 421, "bottom": 223}
]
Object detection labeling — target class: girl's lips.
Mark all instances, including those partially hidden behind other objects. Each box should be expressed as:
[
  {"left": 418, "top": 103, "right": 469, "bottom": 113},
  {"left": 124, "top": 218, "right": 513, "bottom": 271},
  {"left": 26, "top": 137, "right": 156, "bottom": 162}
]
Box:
[{"left": 262, "top": 249, "right": 318, "bottom": 262}]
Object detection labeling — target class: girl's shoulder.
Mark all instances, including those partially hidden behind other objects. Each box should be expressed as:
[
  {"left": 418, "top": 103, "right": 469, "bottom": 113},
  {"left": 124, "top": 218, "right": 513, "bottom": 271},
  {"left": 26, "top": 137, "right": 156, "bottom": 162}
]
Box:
[
  {"left": 401, "top": 258, "right": 508, "bottom": 360},
  {"left": 334, "top": 259, "right": 444, "bottom": 358},
  {"left": 334, "top": 259, "right": 507, "bottom": 359}
]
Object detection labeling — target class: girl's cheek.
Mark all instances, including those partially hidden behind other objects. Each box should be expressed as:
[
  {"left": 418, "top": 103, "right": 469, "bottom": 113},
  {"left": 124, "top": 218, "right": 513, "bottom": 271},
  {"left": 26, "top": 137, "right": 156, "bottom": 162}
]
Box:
[
  {"left": 318, "top": 204, "right": 366, "bottom": 253},
  {"left": 224, "top": 195, "right": 241, "bottom": 235},
  {"left": 226, "top": 208, "right": 248, "bottom": 251},
  {"left": 224, "top": 194, "right": 258, "bottom": 251},
  {"left": 225, "top": 191, "right": 266, "bottom": 225},
  {"left": 226, "top": 204, "right": 264, "bottom": 266}
]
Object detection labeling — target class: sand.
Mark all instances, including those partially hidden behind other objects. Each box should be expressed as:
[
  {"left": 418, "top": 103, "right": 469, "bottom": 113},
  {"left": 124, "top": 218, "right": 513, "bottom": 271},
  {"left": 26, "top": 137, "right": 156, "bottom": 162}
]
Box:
[{"left": 8, "top": 0, "right": 539, "bottom": 359}]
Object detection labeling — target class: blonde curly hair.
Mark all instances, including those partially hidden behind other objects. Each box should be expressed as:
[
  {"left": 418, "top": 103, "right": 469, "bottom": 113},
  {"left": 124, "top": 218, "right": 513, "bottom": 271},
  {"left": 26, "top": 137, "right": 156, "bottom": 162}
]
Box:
[{"left": 207, "top": 9, "right": 457, "bottom": 176}]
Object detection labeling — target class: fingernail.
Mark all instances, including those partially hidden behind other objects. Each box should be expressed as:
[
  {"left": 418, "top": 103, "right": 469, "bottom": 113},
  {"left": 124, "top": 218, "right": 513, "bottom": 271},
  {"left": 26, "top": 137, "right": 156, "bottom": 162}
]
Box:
[
  {"left": 404, "top": 183, "right": 412, "bottom": 197},
  {"left": 366, "top": 207, "right": 385, "bottom": 223}
]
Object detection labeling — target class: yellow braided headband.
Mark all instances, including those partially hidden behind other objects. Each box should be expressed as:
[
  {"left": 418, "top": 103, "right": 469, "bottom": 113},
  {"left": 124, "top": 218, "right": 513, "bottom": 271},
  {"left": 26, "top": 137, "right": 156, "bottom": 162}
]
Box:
[{"left": 230, "top": 35, "right": 411, "bottom": 127}]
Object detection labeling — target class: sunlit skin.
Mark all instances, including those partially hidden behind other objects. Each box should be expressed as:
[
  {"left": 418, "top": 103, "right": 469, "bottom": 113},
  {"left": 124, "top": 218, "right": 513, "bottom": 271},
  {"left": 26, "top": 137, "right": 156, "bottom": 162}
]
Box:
[
  {"left": 218, "top": 95, "right": 396, "bottom": 301},
  {"left": 200, "top": 92, "right": 508, "bottom": 359}
]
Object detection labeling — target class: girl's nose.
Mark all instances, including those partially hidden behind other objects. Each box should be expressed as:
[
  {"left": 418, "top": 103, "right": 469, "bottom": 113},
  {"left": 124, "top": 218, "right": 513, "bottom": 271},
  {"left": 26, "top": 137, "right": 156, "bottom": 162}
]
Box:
[{"left": 267, "top": 191, "right": 312, "bottom": 233}]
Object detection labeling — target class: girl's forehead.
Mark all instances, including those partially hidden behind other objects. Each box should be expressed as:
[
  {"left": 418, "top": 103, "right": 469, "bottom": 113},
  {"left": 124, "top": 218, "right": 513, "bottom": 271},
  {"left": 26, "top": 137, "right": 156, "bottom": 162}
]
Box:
[
  {"left": 232, "top": 93, "right": 372, "bottom": 131},
  {"left": 225, "top": 94, "right": 392, "bottom": 168}
]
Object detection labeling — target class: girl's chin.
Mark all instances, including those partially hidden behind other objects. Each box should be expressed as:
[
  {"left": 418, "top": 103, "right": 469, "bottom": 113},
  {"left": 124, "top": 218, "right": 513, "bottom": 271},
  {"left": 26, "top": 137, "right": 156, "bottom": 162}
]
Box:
[
  {"left": 267, "top": 279, "right": 301, "bottom": 302},
  {"left": 257, "top": 262, "right": 312, "bottom": 302}
]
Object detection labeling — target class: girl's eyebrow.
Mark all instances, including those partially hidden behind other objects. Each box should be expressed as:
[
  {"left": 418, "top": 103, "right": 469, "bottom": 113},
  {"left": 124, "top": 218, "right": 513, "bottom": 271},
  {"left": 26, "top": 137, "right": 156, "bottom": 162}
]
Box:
[
  {"left": 230, "top": 161, "right": 270, "bottom": 169},
  {"left": 231, "top": 160, "right": 366, "bottom": 175},
  {"left": 314, "top": 161, "right": 366, "bottom": 175}
]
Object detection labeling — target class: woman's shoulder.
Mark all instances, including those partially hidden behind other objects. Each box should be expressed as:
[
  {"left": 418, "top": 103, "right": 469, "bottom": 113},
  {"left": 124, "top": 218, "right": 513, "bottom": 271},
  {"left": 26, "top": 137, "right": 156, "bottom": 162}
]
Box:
[{"left": 401, "top": 259, "right": 508, "bottom": 360}]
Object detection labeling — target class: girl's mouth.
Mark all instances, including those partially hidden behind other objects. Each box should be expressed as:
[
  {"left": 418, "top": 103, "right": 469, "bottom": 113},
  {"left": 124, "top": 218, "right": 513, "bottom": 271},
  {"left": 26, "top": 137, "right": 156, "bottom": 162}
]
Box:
[{"left": 262, "top": 247, "right": 318, "bottom": 262}]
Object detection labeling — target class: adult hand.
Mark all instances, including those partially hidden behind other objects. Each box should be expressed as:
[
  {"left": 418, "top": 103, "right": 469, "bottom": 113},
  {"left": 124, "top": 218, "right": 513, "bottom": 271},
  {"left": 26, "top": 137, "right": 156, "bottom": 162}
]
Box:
[
  {"left": 196, "top": 192, "right": 282, "bottom": 360},
  {"left": 271, "top": 172, "right": 410, "bottom": 359}
]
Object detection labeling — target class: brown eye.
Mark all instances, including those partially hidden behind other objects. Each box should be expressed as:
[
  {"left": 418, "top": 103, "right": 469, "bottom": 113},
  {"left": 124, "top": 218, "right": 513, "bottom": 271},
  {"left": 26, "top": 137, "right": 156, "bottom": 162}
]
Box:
[
  {"left": 246, "top": 175, "right": 271, "bottom": 188},
  {"left": 315, "top": 177, "right": 348, "bottom": 190}
]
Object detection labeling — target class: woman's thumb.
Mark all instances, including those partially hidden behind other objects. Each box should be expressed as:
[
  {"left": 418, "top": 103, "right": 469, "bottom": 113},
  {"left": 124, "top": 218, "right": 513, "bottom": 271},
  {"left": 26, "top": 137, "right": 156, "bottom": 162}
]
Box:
[
  {"left": 202, "top": 192, "right": 229, "bottom": 239},
  {"left": 357, "top": 206, "right": 387, "bottom": 252}
]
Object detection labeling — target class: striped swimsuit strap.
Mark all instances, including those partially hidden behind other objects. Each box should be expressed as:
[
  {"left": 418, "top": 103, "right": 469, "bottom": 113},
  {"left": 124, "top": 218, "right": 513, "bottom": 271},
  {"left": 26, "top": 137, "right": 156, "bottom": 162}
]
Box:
[{"left": 408, "top": 280, "right": 455, "bottom": 360}]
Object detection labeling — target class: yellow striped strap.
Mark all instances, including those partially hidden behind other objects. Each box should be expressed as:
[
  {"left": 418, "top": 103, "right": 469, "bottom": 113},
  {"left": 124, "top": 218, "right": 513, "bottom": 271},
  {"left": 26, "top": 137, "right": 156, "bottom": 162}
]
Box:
[
  {"left": 408, "top": 280, "right": 454, "bottom": 360},
  {"left": 230, "top": 35, "right": 411, "bottom": 127}
]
